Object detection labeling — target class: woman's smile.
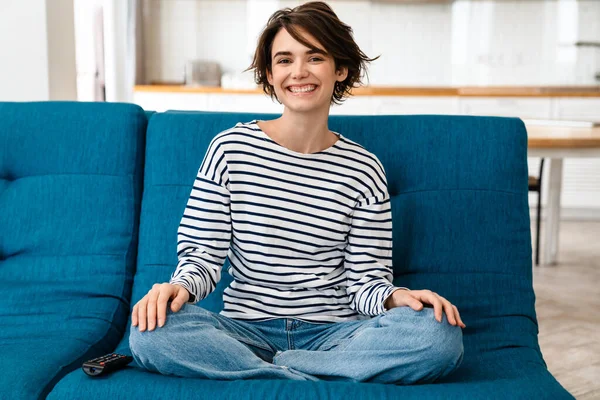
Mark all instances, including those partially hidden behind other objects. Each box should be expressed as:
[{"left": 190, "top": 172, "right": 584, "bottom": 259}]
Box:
[{"left": 287, "top": 84, "right": 319, "bottom": 96}]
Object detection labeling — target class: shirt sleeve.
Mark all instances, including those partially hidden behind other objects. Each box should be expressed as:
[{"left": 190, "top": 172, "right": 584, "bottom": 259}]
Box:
[
  {"left": 344, "top": 179, "right": 406, "bottom": 316},
  {"left": 169, "top": 138, "right": 231, "bottom": 304}
]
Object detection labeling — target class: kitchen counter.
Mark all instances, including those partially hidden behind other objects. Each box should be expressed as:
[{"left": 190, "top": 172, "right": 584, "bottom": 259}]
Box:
[{"left": 134, "top": 84, "right": 600, "bottom": 97}]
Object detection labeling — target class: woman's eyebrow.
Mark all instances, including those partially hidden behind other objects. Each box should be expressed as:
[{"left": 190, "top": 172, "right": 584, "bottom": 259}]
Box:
[{"left": 273, "top": 49, "right": 328, "bottom": 59}]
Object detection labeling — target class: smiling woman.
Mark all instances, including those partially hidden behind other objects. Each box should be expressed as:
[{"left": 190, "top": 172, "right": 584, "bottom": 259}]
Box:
[
  {"left": 242, "top": 1, "right": 380, "bottom": 154},
  {"left": 247, "top": 1, "right": 378, "bottom": 107},
  {"left": 129, "top": 1, "right": 465, "bottom": 386}
]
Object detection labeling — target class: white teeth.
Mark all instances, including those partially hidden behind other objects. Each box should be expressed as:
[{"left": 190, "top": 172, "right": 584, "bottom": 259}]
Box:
[{"left": 288, "top": 85, "right": 316, "bottom": 93}]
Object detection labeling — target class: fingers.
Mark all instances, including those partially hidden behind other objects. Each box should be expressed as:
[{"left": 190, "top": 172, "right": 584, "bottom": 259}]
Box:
[
  {"left": 131, "top": 303, "right": 138, "bottom": 327},
  {"left": 441, "top": 297, "right": 456, "bottom": 325},
  {"left": 414, "top": 290, "right": 466, "bottom": 328},
  {"left": 171, "top": 287, "right": 189, "bottom": 313},
  {"left": 453, "top": 305, "right": 466, "bottom": 328},
  {"left": 132, "top": 284, "right": 187, "bottom": 332},
  {"left": 392, "top": 290, "right": 423, "bottom": 311},
  {"left": 146, "top": 284, "right": 161, "bottom": 331},
  {"left": 432, "top": 294, "right": 444, "bottom": 323},
  {"left": 418, "top": 290, "right": 443, "bottom": 322},
  {"left": 137, "top": 296, "right": 148, "bottom": 332},
  {"left": 156, "top": 286, "right": 171, "bottom": 328},
  {"left": 408, "top": 297, "right": 424, "bottom": 311}
]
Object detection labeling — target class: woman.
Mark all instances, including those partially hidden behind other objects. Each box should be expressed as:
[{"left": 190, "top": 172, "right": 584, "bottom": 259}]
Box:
[{"left": 130, "top": 1, "right": 465, "bottom": 384}]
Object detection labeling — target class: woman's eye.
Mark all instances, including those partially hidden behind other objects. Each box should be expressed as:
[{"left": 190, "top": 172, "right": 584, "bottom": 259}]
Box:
[{"left": 276, "top": 58, "right": 322, "bottom": 64}]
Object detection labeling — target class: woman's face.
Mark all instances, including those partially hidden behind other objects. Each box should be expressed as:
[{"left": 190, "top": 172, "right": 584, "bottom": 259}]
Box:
[{"left": 267, "top": 27, "right": 348, "bottom": 114}]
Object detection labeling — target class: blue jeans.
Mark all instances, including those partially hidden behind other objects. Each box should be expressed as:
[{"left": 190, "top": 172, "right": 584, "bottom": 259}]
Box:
[{"left": 129, "top": 304, "right": 463, "bottom": 384}]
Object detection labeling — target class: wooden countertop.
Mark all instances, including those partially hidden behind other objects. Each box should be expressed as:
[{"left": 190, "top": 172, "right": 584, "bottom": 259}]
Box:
[
  {"left": 526, "top": 125, "right": 600, "bottom": 148},
  {"left": 134, "top": 84, "right": 600, "bottom": 97}
]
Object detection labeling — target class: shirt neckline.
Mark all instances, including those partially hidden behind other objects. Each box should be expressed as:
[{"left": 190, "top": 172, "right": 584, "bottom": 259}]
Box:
[{"left": 250, "top": 120, "right": 341, "bottom": 158}]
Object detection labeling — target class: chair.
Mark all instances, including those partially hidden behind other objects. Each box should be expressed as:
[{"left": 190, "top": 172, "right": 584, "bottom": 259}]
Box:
[{"left": 529, "top": 158, "right": 545, "bottom": 266}]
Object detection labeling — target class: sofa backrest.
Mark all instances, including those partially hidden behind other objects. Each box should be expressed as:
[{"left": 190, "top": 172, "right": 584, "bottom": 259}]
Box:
[
  {"left": 0, "top": 101, "right": 148, "bottom": 398},
  {"left": 329, "top": 115, "right": 536, "bottom": 354},
  {"left": 133, "top": 111, "right": 536, "bottom": 354}
]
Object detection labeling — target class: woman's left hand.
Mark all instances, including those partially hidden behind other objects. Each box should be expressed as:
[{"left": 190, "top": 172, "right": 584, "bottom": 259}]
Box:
[{"left": 385, "top": 289, "right": 466, "bottom": 328}]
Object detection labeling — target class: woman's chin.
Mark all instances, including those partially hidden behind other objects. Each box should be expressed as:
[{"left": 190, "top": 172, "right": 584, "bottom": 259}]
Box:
[{"left": 282, "top": 99, "right": 329, "bottom": 114}]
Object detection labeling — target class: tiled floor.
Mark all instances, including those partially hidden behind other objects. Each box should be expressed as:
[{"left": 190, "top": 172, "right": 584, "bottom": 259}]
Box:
[{"left": 532, "top": 221, "right": 600, "bottom": 399}]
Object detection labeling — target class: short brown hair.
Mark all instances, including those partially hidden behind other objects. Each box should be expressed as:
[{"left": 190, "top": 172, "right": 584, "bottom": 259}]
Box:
[{"left": 245, "top": 1, "right": 379, "bottom": 105}]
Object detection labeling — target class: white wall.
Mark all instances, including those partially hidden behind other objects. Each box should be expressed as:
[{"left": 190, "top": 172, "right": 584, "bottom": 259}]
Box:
[
  {"left": 0, "top": 0, "right": 50, "bottom": 101},
  {"left": 0, "top": 0, "right": 77, "bottom": 101},
  {"left": 103, "top": 0, "right": 133, "bottom": 102},
  {"left": 73, "top": 0, "right": 104, "bottom": 101},
  {"left": 46, "top": 0, "right": 78, "bottom": 100},
  {"left": 140, "top": 0, "right": 600, "bottom": 87}
]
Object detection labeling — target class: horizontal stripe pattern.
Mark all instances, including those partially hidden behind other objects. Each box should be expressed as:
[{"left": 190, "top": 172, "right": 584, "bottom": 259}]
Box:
[{"left": 170, "top": 121, "right": 400, "bottom": 323}]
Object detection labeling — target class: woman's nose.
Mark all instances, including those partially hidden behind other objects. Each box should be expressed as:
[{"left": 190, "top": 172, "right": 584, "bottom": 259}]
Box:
[{"left": 291, "top": 60, "right": 309, "bottom": 79}]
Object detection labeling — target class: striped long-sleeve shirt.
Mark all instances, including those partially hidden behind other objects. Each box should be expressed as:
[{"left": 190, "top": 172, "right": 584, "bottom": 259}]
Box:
[{"left": 169, "top": 120, "right": 402, "bottom": 323}]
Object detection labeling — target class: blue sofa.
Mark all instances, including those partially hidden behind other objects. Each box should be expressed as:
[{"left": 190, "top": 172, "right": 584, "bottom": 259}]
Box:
[{"left": 0, "top": 102, "right": 573, "bottom": 399}]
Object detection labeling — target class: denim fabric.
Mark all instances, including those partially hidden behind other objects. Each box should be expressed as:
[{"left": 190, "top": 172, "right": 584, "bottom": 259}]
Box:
[{"left": 129, "top": 304, "right": 463, "bottom": 385}]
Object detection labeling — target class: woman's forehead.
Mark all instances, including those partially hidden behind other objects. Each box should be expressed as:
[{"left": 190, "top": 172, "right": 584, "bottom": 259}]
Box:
[{"left": 272, "top": 27, "right": 326, "bottom": 55}]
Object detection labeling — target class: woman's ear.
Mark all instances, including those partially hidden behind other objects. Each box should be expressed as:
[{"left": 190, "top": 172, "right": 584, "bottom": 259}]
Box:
[
  {"left": 336, "top": 66, "right": 348, "bottom": 82},
  {"left": 267, "top": 68, "right": 273, "bottom": 86}
]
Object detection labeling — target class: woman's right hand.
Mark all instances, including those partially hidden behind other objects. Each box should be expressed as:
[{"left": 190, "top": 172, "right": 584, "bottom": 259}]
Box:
[{"left": 132, "top": 283, "right": 190, "bottom": 332}]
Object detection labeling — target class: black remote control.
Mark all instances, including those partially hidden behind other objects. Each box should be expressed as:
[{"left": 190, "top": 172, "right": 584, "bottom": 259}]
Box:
[{"left": 82, "top": 353, "right": 133, "bottom": 377}]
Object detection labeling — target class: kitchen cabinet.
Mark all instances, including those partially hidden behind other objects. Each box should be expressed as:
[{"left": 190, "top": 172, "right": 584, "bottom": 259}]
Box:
[
  {"left": 134, "top": 92, "right": 284, "bottom": 114},
  {"left": 207, "top": 94, "right": 283, "bottom": 114},
  {"left": 548, "top": 97, "right": 600, "bottom": 212},
  {"left": 373, "top": 96, "right": 460, "bottom": 115},
  {"left": 330, "top": 97, "right": 375, "bottom": 115},
  {"left": 459, "top": 97, "right": 553, "bottom": 119},
  {"left": 134, "top": 91, "right": 209, "bottom": 112},
  {"left": 552, "top": 98, "right": 600, "bottom": 121}
]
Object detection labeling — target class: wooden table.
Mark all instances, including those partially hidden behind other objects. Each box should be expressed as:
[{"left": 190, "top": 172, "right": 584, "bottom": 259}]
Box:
[{"left": 526, "top": 124, "right": 600, "bottom": 265}]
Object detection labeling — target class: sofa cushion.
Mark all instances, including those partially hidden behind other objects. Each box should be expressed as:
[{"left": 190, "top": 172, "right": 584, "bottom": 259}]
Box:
[
  {"left": 49, "top": 111, "right": 571, "bottom": 399},
  {"left": 0, "top": 102, "right": 147, "bottom": 399},
  {"left": 49, "top": 347, "right": 572, "bottom": 399},
  {"left": 342, "top": 115, "right": 537, "bottom": 354}
]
